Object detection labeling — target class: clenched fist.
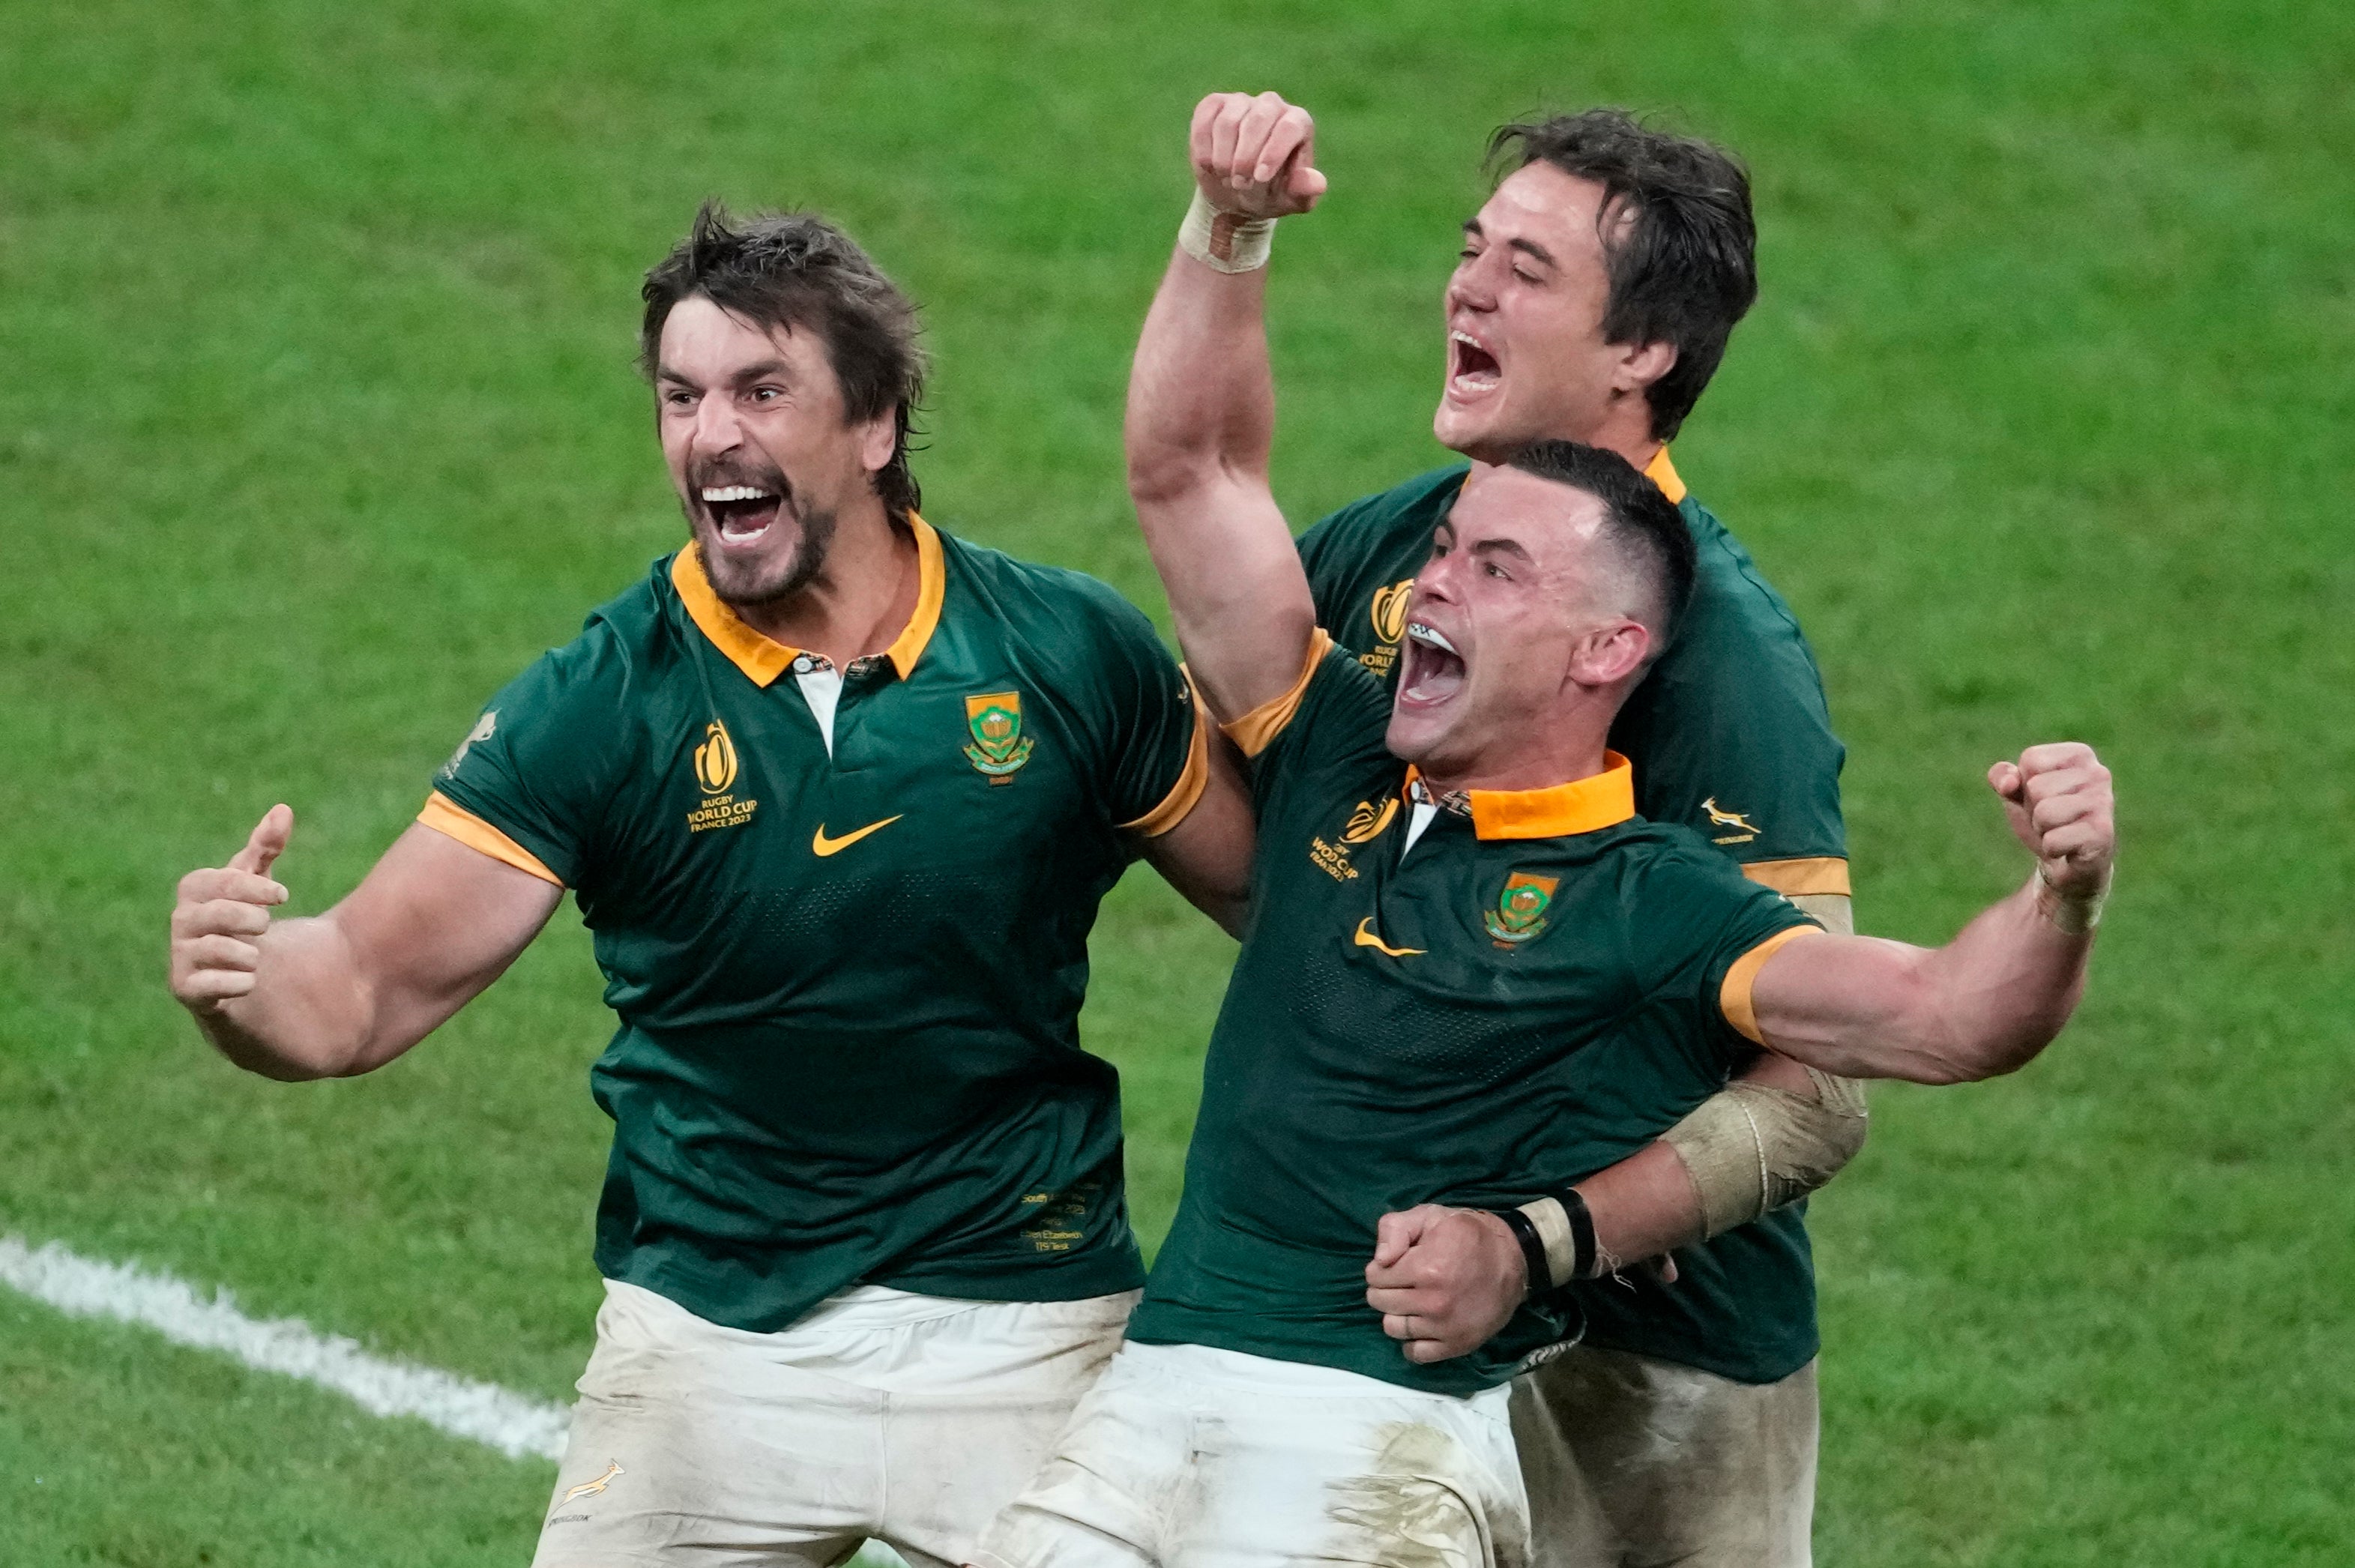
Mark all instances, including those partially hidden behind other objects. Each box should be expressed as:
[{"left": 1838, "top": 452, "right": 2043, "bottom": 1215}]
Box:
[
  {"left": 1190, "top": 91, "right": 1326, "bottom": 220},
  {"left": 169, "top": 804, "right": 293, "bottom": 1016},
  {"left": 1988, "top": 743, "right": 2115, "bottom": 903}
]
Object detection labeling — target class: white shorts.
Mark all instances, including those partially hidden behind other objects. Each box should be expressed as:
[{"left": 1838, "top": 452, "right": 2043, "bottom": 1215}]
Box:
[
  {"left": 532, "top": 1278, "right": 1137, "bottom": 1568},
  {"left": 974, "top": 1342, "right": 1530, "bottom": 1568}
]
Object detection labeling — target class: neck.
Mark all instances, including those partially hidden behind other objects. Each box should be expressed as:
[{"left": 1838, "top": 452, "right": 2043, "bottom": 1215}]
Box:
[
  {"left": 733, "top": 497, "right": 915, "bottom": 667},
  {"left": 1414, "top": 693, "right": 1619, "bottom": 796},
  {"left": 1466, "top": 416, "right": 1659, "bottom": 477}
]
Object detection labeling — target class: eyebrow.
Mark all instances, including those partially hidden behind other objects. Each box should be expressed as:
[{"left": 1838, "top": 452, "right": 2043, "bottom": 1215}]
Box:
[
  {"left": 1458, "top": 220, "right": 1557, "bottom": 270},
  {"left": 656, "top": 358, "right": 793, "bottom": 388},
  {"left": 1471, "top": 536, "right": 1534, "bottom": 564}
]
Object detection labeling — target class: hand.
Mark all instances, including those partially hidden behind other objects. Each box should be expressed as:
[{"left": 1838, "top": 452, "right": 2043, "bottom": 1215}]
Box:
[
  {"left": 170, "top": 805, "right": 293, "bottom": 1016},
  {"left": 1364, "top": 1204, "right": 1526, "bottom": 1365},
  {"left": 1190, "top": 91, "right": 1327, "bottom": 220},
  {"left": 1988, "top": 743, "right": 2114, "bottom": 899}
]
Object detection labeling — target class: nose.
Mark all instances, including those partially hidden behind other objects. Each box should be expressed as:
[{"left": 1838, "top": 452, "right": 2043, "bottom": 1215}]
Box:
[
  {"left": 1446, "top": 253, "right": 1499, "bottom": 317},
  {"left": 690, "top": 393, "right": 746, "bottom": 459}
]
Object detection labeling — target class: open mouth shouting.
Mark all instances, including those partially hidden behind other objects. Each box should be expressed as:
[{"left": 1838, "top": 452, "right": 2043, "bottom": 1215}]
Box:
[
  {"left": 1447, "top": 328, "right": 1502, "bottom": 403},
  {"left": 1397, "top": 618, "right": 1468, "bottom": 709},
  {"left": 694, "top": 471, "right": 789, "bottom": 551}
]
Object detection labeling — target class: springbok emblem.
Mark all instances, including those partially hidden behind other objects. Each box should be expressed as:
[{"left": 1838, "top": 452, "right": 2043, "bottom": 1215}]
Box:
[{"left": 561, "top": 1462, "right": 624, "bottom": 1504}]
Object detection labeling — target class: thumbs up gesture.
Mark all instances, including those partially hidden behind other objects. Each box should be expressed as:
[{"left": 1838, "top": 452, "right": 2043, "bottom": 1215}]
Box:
[{"left": 169, "top": 805, "right": 294, "bottom": 1016}]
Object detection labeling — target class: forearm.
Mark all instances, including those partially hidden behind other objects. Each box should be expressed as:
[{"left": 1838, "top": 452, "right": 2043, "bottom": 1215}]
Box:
[
  {"left": 1756, "top": 874, "right": 2093, "bottom": 1084},
  {"left": 195, "top": 914, "right": 382, "bottom": 1081},
  {"left": 1125, "top": 251, "right": 1315, "bottom": 721}
]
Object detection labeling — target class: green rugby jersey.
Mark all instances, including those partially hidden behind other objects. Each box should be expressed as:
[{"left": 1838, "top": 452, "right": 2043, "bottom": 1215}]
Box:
[
  {"left": 421, "top": 516, "right": 1207, "bottom": 1333},
  {"left": 1124, "top": 640, "right": 1819, "bottom": 1396},
  {"left": 1294, "top": 450, "right": 1848, "bottom": 1384}
]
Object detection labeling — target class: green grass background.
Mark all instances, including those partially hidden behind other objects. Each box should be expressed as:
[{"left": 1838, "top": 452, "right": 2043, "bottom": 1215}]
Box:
[{"left": 4, "top": 0, "right": 2351, "bottom": 1561}]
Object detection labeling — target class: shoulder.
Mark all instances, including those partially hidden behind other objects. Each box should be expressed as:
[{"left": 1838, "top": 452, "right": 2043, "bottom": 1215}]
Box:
[
  {"left": 936, "top": 528, "right": 1169, "bottom": 659},
  {"left": 503, "top": 556, "right": 679, "bottom": 700},
  {"left": 1674, "top": 498, "right": 1821, "bottom": 672}
]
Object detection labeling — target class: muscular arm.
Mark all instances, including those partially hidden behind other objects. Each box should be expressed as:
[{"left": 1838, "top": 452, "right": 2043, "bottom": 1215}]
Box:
[
  {"left": 1127, "top": 94, "right": 1326, "bottom": 723},
  {"left": 1136, "top": 735, "right": 1257, "bottom": 938},
  {"left": 1751, "top": 747, "right": 2113, "bottom": 1084},
  {"left": 171, "top": 807, "right": 563, "bottom": 1082}
]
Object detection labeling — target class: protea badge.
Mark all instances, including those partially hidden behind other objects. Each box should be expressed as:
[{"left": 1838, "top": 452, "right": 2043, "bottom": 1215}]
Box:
[
  {"left": 963, "top": 691, "right": 1034, "bottom": 783},
  {"left": 1484, "top": 872, "right": 1560, "bottom": 944}
]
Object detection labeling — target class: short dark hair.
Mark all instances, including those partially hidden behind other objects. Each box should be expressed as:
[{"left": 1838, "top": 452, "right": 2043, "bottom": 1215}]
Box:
[
  {"left": 1489, "top": 110, "right": 1757, "bottom": 442},
  {"left": 640, "top": 202, "right": 926, "bottom": 522},
  {"left": 1504, "top": 438, "right": 1696, "bottom": 656}
]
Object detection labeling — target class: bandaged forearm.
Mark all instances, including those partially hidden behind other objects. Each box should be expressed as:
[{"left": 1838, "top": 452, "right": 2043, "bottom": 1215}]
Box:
[
  {"left": 1662, "top": 1069, "right": 1870, "bottom": 1239},
  {"left": 1178, "top": 189, "right": 1276, "bottom": 274}
]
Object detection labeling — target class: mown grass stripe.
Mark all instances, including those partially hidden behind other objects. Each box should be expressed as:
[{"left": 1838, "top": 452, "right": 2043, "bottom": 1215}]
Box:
[{"left": 0, "top": 1235, "right": 569, "bottom": 1462}]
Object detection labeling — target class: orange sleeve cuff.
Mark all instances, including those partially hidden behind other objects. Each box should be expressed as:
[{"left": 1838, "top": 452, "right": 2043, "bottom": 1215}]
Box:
[
  {"left": 1217, "top": 629, "right": 1333, "bottom": 759},
  {"left": 1740, "top": 857, "right": 1852, "bottom": 897},
  {"left": 417, "top": 791, "right": 564, "bottom": 886},
  {"left": 1121, "top": 675, "right": 1213, "bottom": 837},
  {"left": 1719, "top": 923, "right": 1827, "bottom": 1045}
]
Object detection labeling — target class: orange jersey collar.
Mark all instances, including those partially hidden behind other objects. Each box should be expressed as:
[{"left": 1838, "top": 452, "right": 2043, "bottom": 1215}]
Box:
[
  {"left": 671, "top": 513, "right": 944, "bottom": 687},
  {"left": 1405, "top": 752, "right": 1637, "bottom": 841}
]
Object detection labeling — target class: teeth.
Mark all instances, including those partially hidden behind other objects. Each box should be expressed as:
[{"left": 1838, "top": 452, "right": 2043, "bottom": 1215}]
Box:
[
  {"left": 701, "top": 486, "right": 773, "bottom": 504},
  {"left": 1405, "top": 621, "right": 1459, "bottom": 654}
]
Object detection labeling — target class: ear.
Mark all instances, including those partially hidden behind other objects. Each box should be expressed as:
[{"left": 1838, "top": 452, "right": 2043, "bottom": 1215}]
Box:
[
  {"left": 1567, "top": 618, "right": 1651, "bottom": 688},
  {"left": 1611, "top": 339, "right": 1678, "bottom": 398},
  {"left": 857, "top": 408, "right": 899, "bottom": 477}
]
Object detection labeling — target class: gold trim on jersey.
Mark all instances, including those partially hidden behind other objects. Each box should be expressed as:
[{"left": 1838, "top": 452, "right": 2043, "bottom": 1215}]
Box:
[
  {"left": 1122, "top": 670, "right": 1213, "bottom": 837},
  {"left": 670, "top": 513, "right": 944, "bottom": 686},
  {"left": 1719, "top": 923, "right": 1826, "bottom": 1044},
  {"left": 417, "top": 791, "right": 563, "bottom": 885},
  {"left": 1741, "top": 857, "right": 1852, "bottom": 897},
  {"left": 1218, "top": 628, "right": 1333, "bottom": 758},
  {"left": 1401, "top": 753, "right": 1637, "bottom": 840},
  {"left": 1642, "top": 447, "right": 1687, "bottom": 504}
]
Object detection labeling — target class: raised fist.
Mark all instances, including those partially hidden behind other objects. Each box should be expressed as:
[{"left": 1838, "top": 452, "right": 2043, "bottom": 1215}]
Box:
[
  {"left": 1989, "top": 744, "right": 2114, "bottom": 902},
  {"left": 1190, "top": 91, "right": 1326, "bottom": 220},
  {"left": 169, "top": 804, "right": 292, "bottom": 1015}
]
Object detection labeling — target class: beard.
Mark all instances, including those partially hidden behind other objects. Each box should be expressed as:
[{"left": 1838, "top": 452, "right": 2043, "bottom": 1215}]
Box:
[{"left": 683, "top": 455, "right": 838, "bottom": 611}]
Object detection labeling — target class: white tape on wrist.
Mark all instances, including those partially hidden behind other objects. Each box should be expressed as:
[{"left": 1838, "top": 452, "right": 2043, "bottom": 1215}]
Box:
[
  {"left": 2036, "top": 864, "right": 2112, "bottom": 935},
  {"left": 1178, "top": 188, "right": 1276, "bottom": 274}
]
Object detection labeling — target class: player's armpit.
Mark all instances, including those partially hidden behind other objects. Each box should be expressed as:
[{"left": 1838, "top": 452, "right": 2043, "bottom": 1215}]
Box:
[{"left": 1138, "top": 735, "right": 1255, "bottom": 938}]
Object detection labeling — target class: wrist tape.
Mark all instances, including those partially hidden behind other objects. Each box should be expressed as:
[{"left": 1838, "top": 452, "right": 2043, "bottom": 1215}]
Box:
[
  {"left": 1178, "top": 188, "right": 1276, "bottom": 274},
  {"left": 1504, "top": 1189, "right": 1598, "bottom": 1289},
  {"left": 2036, "top": 864, "right": 2111, "bottom": 935}
]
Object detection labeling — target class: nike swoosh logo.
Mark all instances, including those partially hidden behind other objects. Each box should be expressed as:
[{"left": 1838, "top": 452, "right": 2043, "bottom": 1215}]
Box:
[
  {"left": 1353, "top": 917, "right": 1425, "bottom": 957},
  {"left": 812, "top": 815, "right": 903, "bottom": 857}
]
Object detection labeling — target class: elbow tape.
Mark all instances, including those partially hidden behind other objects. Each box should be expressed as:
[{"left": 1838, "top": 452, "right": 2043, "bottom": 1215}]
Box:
[{"left": 1662, "top": 1070, "right": 1870, "bottom": 1240}]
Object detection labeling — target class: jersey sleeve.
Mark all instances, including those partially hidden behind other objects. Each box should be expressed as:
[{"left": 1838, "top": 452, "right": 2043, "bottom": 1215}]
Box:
[
  {"left": 1610, "top": 519, "right": 1850, "bottom": 899},
  {"left": 1630, "top": 842, "right": 1827, "bottom": 1062},
  {"left": 423, "top": 624, "right": 633, "bottom": 888},
  {"left": 1219, "top": 634, "right": 1392, "bottom": 817},
  {"left": 1060, "top": 580, "right": 1207, "bottom": 837}
]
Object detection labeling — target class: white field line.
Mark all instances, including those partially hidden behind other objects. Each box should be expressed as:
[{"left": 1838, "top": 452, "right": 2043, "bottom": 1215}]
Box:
[{"left": 0, "top": 1234, "right": 569, "bottom": 1462}]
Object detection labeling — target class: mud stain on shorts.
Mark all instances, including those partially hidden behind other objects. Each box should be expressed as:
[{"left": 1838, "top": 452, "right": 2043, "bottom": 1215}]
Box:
[{"left": 1323, "top": 1422, "right": 1485, "bottom": 1568}]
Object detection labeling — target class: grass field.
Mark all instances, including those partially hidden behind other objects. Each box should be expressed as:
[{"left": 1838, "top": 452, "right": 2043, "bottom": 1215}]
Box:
[{"left": 4, "top": 1, "right": 2352, "bottom": 1562}]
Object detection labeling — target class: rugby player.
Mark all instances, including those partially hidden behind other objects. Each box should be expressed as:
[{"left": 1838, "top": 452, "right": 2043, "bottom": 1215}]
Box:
[
  {"left": 965, "top": 117, "right": 2114, "bottom": 1568},
  {"left": 1195, "top": 91, "right": 1870, "bottom": 1566},
  {"left": 166, "top": 205, "right": 1255, "bottom": 1568}
]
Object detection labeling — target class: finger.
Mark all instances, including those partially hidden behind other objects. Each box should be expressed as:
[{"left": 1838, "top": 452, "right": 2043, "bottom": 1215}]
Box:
[
  {"left": 1370, "top": 1207, "right": 1433, "bottom": 1269},
  {"left": 1250, "top": 106, "right": 1309, "bottom": 183},
  {"left": 1987, "top": 761, "right": 2025, "bottom": 802},
  {"left": 1189, "top": 94, "right": 1231, "bottom": 175},
  {"left": 1366, "top": 1283, "right": 1424, "bottom": 1313},
  {"left": 175, "top": 967, "right": 258, "bottom": 1004},
  {"left": 1402, "top": 1337, "right": 1459, "bottom": 1365},
  {"left": 178, "top": 868, "right": 289, "bottom": 908},
  {"left": 2017, "top": 741, "right": 2098, "bottom": 778},
  {"left": 228, "top": 804, "right": 295, "bottom": 878},
  {"left": 2030, "top": 790, "right": 2100, "bottom": 835},
  {"left": 182, "top": 933, "right": 262, "bottom": 973},
  {"left": 2022, "top": 764, "right": 2099, "bottom": 806},
  {"left": 2038, "top": 821, "right": 2111, "bottom": 865},
  {"left": 1205, "top": 99, "right": 1247, "bottom": 188},
  {"left": 1381, "top": 1312, "right": 1415, "bottom": 1342},
  {"left": 1232, "top": 94, "right": 1288, "bottom": 182},
  {"left": 1289, "top": 157, "right": 1329, "bottom": 203},
  {"left": 173, "top": 899, "right": 274, "bottom": 939}
]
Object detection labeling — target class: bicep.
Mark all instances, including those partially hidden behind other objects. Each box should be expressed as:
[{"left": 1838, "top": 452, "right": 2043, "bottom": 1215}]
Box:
[
  {"left": 1138, "top": 471, "right": 1317, "bottom": 724},
  {"left": 1749, "top": 930, "right": 1962, "bottom": 1084},
  {"left": 1136, "top": 736, "right": 1255, "bottom": 937},
  {"left": 330, "top": 822, "right": 565, "bottom": 1066}
]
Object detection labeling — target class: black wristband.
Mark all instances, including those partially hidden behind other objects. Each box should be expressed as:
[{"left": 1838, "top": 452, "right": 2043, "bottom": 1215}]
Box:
[
  {"left": 1492, "top": 1206, "right": 1552, "bottom": 1297},
  {"left": 1554, "top": 1187, "right": 1599, "bottom": 1282}
]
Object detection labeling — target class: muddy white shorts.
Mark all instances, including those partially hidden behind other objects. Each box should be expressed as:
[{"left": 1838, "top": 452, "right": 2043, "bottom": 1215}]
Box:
[
  {"left": 973, "top": 1342, "right": 1529, "bottom": 1568},
  {"left": 531, "top": 1277, "right": 1137, "bottom": 1568}
]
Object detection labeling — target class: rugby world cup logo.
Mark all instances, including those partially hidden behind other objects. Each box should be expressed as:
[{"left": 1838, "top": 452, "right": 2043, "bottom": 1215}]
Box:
[
  {"left": 1340, "top": 795, "right": 1399, "bottom": 845},
  {"left": 693, "top": 720, "right": 739, "bottom": 795},
  {"left": 963, "top": 691, "right": 1034, "bottom": 783},
  {"left": 1483, "top": 871, "right": 1560, "bottom": 944},
  {"left": 1369, "top": 579, "right": 1414, "bottom": 646}
]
